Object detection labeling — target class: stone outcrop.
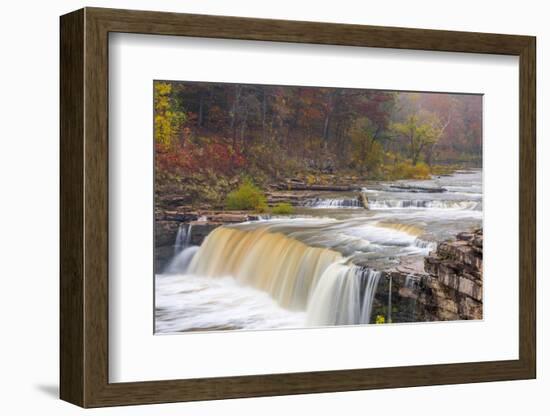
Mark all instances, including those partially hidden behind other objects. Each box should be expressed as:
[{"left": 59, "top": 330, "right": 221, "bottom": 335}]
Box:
[
  {"left": 266, "top": 191, "right": 318, "bottom": 206},
  {"left": 271, "top": 182, "right": 360, "bottom": 192},
  {"left": 156, "top": 209, "right": 261, "bottom": 223},
  {"left": 154, "top": 210, "right": 263, "bottom": 272},
  {"left": 418, "top": 228, "right": 483, "bottom": 321},
  {"left": 424, "top": 229, "right": 482, "bottom": 300},
  {"left": 155, "top": 220, "right": 181, "bottom": 272},
  {"left": 370, "top": 229, "right": 483, "bottom": 323},
  {"left": 358, "top": 192, "right": 369, "bottom": 209},
  {"left": 155, "top": 221, "right": 222, "bottom": 272},
  {"left": 388, "top": 184, "right": 446, "bottom": 193}
]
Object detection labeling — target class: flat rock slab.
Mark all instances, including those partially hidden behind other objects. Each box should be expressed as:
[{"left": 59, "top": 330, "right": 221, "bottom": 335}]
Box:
[{"left": 388, "top": 184, "right": 447, "bottom": 193}]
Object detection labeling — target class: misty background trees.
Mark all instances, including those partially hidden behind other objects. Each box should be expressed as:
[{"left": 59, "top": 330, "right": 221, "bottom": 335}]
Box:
[{"left": 154, "top": 81, "right": 482, "bottom": 208}]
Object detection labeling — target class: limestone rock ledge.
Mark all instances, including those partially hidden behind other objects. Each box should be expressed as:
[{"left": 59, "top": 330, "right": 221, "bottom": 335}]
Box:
[
  {"left": 371, "top": 229, "right": 483, "bottom": 323},
  {"left": 420, "top": 228, "right": 483, "bottom": 320}
]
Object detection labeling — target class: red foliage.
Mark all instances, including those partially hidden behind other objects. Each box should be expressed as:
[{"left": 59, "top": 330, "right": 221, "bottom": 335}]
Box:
[{"left": 156, "top": 137, "right": 246, "bottom": 176}]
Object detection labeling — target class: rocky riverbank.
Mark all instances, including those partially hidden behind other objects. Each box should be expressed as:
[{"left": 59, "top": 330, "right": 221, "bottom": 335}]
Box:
[{"left": 371, "top": 228, "right": 483, "bottom": 322}]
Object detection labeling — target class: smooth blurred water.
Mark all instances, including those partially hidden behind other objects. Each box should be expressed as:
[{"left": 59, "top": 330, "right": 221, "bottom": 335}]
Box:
[{"left": 156, "top": 170, "right": 482, "bottom": 333}]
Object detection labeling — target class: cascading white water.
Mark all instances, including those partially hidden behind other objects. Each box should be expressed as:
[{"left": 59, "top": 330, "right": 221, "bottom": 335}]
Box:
[
  {"left": 306, "top": 262, "right": 360, "bottom": 325},
  {"left": 174, "top": 223, "right": 194, "bottom": 254},
  {"left": 360, "top": 269, "right": 382, "bottom": 324},
  {"left": 173, "top": 223, "right": 188, "bottom": 253},
  {"left": 306, "top": 264, "right": 381, "bottom": 326},
  {"left": 305, "top": 198, "right": 361, "bottom": 209},
  {"left": 368, "top": 199, "right": 480, "bottom": 210},
  {"left": 166, "top": 246, "right": 199, "bottom": 274},
  {"left": 404, "top": 274, "right": 419, "bottom": 289},
  {"left": 413, "top": 238, "right": 437, "bottom": 251}
]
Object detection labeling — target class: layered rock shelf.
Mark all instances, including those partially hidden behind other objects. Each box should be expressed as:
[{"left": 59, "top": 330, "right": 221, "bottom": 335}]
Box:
[
  {"left": 424, "top": 230, "right": 483, "bottom": 301},
  {"left": 266, "top": 191, "right": 318, "bottom": 206},
  {"left": 371, "top": 229, "right": 483, "bottom": 323},
  {"left": 388, "top": 184, "right": 447, "bottom": 193},
  {"left": 271, "top": 182, "right": 361, "bottom": 192},
  {"left": 420, "top": 229, "right": 483, "bottom": 320}
]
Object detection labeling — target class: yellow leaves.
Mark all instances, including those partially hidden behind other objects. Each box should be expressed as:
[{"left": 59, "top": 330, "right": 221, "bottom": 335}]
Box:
[
  {"left": 154, "top": 82, "right": 172, "bottom": 96},
  {"left": 154, "top": 82, "right": 187, "bottom": 148},
  {"left": 385, "top": 161, "right": 431, "bottom": 180}
]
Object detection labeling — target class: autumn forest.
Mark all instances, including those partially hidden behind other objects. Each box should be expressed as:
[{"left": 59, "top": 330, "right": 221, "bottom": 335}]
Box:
[
  {"left": 154, "top": 80, "right": 482, "bottom": 210},
  {"left": 154, "top": 80, "right": 484, "bottom": 332}
]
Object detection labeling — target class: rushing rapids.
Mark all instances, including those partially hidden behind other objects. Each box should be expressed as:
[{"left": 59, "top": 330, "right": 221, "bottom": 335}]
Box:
[
  {"left": 304, "top": 198, "right": 362, "bottom": 209},
  {"left": 368, "top": 199, "right": 481, "bottom": 210},
  {"left": 155, "top": 169, "right": 483, "bottom": 333}
]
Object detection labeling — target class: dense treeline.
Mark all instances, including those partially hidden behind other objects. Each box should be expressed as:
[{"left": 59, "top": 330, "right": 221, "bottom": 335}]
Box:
[{"left": 155, "top": 81, "right": 482, "bottom": 208}]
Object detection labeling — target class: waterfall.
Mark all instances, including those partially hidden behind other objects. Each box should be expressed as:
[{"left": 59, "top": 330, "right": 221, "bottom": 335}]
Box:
[
  {"left": 305, "top": 198, "right": 361, "bottom": 209},
  {"left": 400, "top": 274, "right": 420, "bottom": 322},
  {"left": 174, "top": 223, "right": 188, "bottom": 253},
  {"left": 188, "top": 226, "right": 342, "bottom": 310},
  {"left": 166, "top": 246, "right": 199, "bottom": 274},
  {"left": 404, "top": 274, "right": 419, "bottom": 289},
  {"left": 166, "top": 223, "right": 198, "bottom": 273},
  {"left": 187, "top": 225, "right": 382, "bottom": 325},
  {"left": 360, "top": 269, "right": 382, "bottom": 324},
  {"left": 306, "top": 265, "right": 381, "bottom": 326},
  {"left": 413, "top": 238, "right": 437, "bottom": 251},
  {"left": 368, "top": 199, "right": 480, "bottom": 210},
  {"left": 387, "top": 274, "right": 393, "bottom": 323},
  {"left": 174, "top": 223, "right": 194, "bottom": 254}
]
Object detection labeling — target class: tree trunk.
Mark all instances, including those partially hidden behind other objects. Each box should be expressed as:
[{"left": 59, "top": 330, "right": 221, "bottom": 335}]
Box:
[
  {"left": 230, "top": 85, "right": 241, "bottom": 146},
  {"left": 261, "top": 89, "right": 267, "bottom": 141},
  {"left": 322, "top": 114, "right": 331, "bottom": 149},
  {"left": 322, "top": 91, "right": 335, "bottom": 149},
  {"left": 409, "top": 133, "right": 416, "bottom": 164}
]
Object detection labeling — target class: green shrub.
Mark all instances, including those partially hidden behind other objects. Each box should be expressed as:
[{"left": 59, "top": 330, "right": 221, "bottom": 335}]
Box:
[
  {"left": 375, "top": 315, "right": 386, "bottom": 324},
  {"left": 271, "top": 202, "right": 294, "bottom": 215},
  {"left": 225, "top": 179, "right": 268, "bottom": 212}
]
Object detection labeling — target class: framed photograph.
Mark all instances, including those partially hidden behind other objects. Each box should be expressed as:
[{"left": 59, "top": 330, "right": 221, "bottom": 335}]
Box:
[{"left": 60, "top": 7, "right": 536, "bottom": 407}]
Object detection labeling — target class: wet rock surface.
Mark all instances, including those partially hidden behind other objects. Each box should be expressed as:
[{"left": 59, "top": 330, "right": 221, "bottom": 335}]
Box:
[{"left": 373, "top": 229, "right": 483, "bottom": 322}]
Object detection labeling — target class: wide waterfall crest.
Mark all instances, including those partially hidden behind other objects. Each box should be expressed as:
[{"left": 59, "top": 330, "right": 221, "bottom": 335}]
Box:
[
  {"left": 188, "top": 226, "right": 343, "bottom": 310},
  {"left": 186, "top": 225, "right": 382, "bottom": 325}
]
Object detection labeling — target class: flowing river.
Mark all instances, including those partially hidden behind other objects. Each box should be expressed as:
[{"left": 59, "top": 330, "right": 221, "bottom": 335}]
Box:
[{"left": 156, "top": 169, "right": 482, "bottom": 333}]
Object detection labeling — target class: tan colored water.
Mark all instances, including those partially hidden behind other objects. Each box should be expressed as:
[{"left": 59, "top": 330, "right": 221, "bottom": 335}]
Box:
[
  {"left": 374, "top": 221, "right": 424, "bottom": 236},
  {"left": 188, "top": 226, "right": 342, "bottom": 310}
]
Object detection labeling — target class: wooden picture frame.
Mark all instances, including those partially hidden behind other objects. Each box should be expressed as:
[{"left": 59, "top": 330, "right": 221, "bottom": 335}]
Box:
[{"left": 60, "top": 7, "right": 536, "bottom": 408}]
